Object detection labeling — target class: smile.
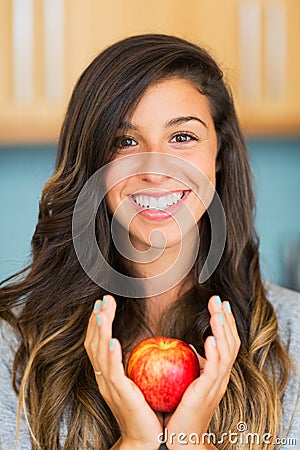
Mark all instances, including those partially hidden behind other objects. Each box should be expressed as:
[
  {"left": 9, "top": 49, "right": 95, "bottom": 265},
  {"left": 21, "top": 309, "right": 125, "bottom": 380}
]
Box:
[
  {"left": 128, "top": 190, "right": 191, "bottom": 221},
  {"left": 131, "top": 191, "right": 184, "bottom": 210}
]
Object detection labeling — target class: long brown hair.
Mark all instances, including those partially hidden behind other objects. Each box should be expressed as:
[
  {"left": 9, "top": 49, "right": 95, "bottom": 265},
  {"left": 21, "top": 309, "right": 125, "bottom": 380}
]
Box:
[{"left": 0, "top": 34, "right": 291, "bottom": 449}]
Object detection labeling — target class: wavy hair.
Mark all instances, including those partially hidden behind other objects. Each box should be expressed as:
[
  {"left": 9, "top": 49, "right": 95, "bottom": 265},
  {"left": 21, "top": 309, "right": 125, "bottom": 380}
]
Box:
[{"left": 0, "top": 34, "right": 291, "bottom": 449}]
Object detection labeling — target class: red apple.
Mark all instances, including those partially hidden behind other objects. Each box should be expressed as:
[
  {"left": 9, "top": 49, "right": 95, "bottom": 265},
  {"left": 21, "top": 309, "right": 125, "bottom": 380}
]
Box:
[{"left": 126, "top": 336, "right": 200, "bottom": 412}]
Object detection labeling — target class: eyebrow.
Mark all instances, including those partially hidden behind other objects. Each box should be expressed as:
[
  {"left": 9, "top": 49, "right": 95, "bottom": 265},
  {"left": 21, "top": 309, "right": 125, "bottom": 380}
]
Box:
[
  {"left": 165, "top": 116, "right": 208, "bottom": 129},
  {"left": 120, "top": 116, "right": 208, "bottom": 131}
]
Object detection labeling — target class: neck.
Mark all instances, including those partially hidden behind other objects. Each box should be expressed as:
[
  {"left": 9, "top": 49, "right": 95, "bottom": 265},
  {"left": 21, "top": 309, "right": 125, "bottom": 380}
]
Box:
[
  {"left": 122, "top": 229, "right": 198, "bottom": 330},
  {"left": 144, "top": 276, "right": 193, "bottom": 334}
]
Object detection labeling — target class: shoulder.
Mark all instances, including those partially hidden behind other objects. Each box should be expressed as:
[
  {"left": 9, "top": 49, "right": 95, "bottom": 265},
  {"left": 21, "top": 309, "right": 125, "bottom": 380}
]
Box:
[
  {"left": 264, "top": 283, "right": 300, "bottom": 443},
  {"left": 0, "top": 319, "right": 20, "bottom": 370},
  {"left": 264, "top": 282, "right": 300, "bottom": 349},
  {"left": 265, "top": 281, "right": 300, "bottom": 312},
  {"left": 0, "top": 319, "right": 20, "bottom": 409},
  {"left": 0, "top": 304, "right": 25, "bottom": 369},
  {"left": 0, "top": 319, "right": 31, "bottom": 449}
]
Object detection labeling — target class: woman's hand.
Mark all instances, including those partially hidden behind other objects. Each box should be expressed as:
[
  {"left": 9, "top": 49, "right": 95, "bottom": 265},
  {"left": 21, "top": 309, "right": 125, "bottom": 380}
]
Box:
[
  {"left": 84, "top": 295, "right": 162, "bottom": 450},
  {"left": 164, "top": 295, "right": 241, "bottom": 450}
]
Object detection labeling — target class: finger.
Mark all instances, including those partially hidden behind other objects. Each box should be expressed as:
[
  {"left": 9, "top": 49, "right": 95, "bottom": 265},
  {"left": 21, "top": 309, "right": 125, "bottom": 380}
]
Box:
[
  {"left": 208, "top": 296, "right": 230, "bottom": 355},
  {"left": 202, "top": 335, "right": 231, "bottom": 402},
  {"left": 209, "top": 296, "right": 239, "bottom": 384},
  {"left": 106, "top": 338, "right": 127, "bottom": 391},
  {"left": 210, "top": 312, "right": 239, "bottom": 381},
  {"left": 221, "top": 301, "right": 240, "bottom": 357},
  {"left": 215, "top": 311, "right": 236, "bottom": 379},
  {"left": 202, "top": 336, "right": 219, "bottom": 381},
  {"left": 86, "top": 295, "right": 117, "bottom": 383},
  {"left": 209, "top": 307, "right": 228, "bottom": 359},
  {"left": 94, "top": 295, "right": 117, "bottom": 370},
  {"left": 222, "top": 301, "right": 241, "bottom": 352},
  {"left": 89, "top": 304, "right": 105, "bottom": 381},
  {"left": 180, "top": 336, "right": 219, "bottom": 408},
  {"left": 219, "top": 302, "right": 235, "bottom": 351},
  {"left": 208, "top": 296, "right": 239, "bottom": 371},
  {"left": 94, "top": 295, "right": 117, "bottom": 333},
  {"left": 207, "top": 294, "right": 223, "bottom": 315},
  {"left": 95, "top": 338, "right": 143, "bottom": 432},
  {"left": 107, "top": 338, "right": 151, "bottom": 411},
  {"left": 84, "top": 300, "right": 102, "bottom": 360}
]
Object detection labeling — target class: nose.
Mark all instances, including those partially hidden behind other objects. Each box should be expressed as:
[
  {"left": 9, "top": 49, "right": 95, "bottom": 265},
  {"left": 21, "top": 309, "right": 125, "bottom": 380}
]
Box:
[
  {"left": 139, "top": 171, "right": 170, "bottom": 184},
  {"left": 137, "top": 152, "right": 176, "bottom": 184}
]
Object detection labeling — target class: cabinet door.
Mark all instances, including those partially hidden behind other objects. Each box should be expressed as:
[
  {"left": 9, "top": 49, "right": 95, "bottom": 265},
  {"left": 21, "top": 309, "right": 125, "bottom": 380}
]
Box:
[
  {"left": 0, "top": 0, "right": 66, "bottom": 142},
  {"left": 236, "top": 0, "right": 300, "bottom": 135}
]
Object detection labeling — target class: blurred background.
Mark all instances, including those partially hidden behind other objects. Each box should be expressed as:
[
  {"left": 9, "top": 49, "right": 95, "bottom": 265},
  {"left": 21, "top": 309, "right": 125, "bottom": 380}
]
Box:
[{"left": 0, "top": 0, "right": 299, "bottom": 290}]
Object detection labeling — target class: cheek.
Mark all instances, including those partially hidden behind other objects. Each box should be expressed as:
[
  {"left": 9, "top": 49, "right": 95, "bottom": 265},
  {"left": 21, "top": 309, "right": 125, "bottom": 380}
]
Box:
[
  {"left": 190, "top": 156, "right": 217, "bottom": 187},
  {"left": 188, "top": 157, "right": 217, "bottom": 213},
  {"left": 191, "top": 133, "right": 218, "bottom": 185},
  {"left": 105, "top": 187, "right": 119, "bottom": 214}
]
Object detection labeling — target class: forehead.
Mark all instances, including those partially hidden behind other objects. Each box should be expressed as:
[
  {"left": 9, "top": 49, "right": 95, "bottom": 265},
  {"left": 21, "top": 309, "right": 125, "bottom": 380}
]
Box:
[{"left": 130, "top": 77, "right": 213, "bottom": 125}]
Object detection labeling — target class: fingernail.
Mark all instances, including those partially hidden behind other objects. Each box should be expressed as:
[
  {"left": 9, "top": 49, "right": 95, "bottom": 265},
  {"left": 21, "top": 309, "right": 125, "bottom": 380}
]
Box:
[
  {"left": 211, "top": 336, "right": 216, "bottom": 346},
  {"left": 109, "top": 339, "right": 114, "bottom": 351},
  {"left": 225, "top": 301, "right": 231, "bottom": 313},
  {"left": 215, "top": 295, "right": 222, "bottom": 307},
  {"left": 219, "top": 313, "right": 224, "bottom": 325},
  {"left": 102, "top": 295, "right": 108, "bottom": 309},
  {"left": 94, "top": 301, "right": 100, "bottom": 312},
  {"left": 96, "top": 315, "right": 101, "bottom": 325}
]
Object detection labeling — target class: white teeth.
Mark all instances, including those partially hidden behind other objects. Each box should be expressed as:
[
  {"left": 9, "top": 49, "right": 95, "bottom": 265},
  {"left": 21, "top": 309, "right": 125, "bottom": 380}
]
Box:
[
  {"left": 132, "top": 192, "right": 184, "bottom": 210},
  {"left": 157, "top": 196, "right": 166, "bottom": 209},
  {"left": 149, "top": 197, "right": 156, "bottom": 208}
]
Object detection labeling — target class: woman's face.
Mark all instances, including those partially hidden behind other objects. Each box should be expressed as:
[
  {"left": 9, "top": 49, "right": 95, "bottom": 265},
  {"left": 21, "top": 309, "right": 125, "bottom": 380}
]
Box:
[{"left": 105, "top": 77, "right": 218, "bottom": 251}]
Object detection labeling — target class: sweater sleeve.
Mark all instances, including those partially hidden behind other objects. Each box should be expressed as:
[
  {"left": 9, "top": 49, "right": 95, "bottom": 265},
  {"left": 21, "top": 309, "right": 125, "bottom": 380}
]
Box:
[
  {"left": 0, "top": 320, "right": 31, "bottom": 450},
  {"left": 266, "top": 283, "right": 300, "bottom": 448}
]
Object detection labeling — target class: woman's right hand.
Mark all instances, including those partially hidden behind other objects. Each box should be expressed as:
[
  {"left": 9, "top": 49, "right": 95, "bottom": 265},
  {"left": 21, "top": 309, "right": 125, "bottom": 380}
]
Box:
[{"left": 84, "top": 294, "right": 162, "bottom": 450}]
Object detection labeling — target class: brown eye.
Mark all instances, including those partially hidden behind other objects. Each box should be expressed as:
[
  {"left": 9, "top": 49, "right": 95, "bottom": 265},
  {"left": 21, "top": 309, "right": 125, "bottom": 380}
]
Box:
[
  {"left": 170, "top": 133, "right": 198, "bottom": 143},
  {"left": 114, "top": 136, "right": 138, "bottom": 148}
]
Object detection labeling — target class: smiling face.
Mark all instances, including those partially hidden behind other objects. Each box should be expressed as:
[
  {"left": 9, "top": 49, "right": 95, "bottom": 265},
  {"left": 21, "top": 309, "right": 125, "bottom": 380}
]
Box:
[{"left": 105, "top": 77, "right": 218, "bottom": 252}]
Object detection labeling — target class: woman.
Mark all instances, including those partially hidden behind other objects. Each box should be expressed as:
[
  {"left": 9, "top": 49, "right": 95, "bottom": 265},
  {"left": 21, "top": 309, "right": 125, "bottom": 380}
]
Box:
[{"left": 0, "top": 34, "right": 299, "bottom": 450}]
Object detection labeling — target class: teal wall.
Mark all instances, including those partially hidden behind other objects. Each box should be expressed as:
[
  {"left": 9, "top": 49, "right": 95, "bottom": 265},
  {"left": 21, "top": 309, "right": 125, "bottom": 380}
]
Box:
[
  {"left": 0, "top": 146, "right": 56, "bottom": 280},
  {"left": 247, "top": 139, "right": 300, "bottom": 289},
  {"left": 1, "top": 140, "right": 300, "bottom": 290}
]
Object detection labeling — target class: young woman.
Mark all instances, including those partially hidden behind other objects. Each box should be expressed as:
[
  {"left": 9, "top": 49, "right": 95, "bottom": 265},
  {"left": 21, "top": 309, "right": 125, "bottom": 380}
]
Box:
[{"left": 0, "top": 34, "right": 299, "bottom": 450}]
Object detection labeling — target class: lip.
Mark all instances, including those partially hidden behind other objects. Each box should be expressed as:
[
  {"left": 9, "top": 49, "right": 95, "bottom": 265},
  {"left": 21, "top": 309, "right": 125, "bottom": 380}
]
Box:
[{"left": 128, "top": 190, "right": 191, "bottom": 221}]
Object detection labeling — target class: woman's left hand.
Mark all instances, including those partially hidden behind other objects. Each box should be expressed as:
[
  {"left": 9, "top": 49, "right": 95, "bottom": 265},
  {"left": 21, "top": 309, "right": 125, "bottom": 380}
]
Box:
[{"left": 164, "top": 295, "right": 241, "bottom": 450}]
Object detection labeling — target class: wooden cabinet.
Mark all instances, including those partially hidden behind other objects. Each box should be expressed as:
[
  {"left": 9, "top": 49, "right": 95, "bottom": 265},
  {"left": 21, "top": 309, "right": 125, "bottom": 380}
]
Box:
[
  {"left": 235, "top": 0, "right": 300, "bottom": 135},
  {"left": 0, "top": 0, "right": 299, "bottom": 143}
]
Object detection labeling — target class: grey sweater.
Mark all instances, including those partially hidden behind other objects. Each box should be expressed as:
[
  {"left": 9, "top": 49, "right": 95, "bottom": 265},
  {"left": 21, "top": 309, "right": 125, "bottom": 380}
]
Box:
[{"left": 0, "top": 283, "right": 299, "bottom": 449}]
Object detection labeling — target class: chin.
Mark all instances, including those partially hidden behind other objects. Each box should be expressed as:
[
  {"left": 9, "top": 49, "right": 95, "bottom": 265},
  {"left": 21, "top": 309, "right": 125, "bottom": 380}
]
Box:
[{"left": 131, "top": 224, "right": 195, "bottom": 251}]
